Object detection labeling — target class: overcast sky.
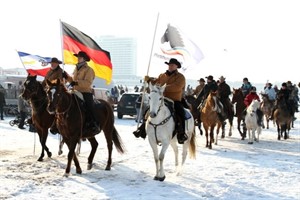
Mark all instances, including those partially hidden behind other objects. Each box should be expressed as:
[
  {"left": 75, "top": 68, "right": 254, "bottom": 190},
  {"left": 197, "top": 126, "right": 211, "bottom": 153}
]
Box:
[{"left": 0, "top": 0, "right": 299, "bottom": 84}]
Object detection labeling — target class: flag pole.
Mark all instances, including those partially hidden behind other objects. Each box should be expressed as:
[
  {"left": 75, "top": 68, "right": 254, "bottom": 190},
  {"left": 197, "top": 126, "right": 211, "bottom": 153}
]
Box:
[
  {"left": 59, "top": 19, "right": 65, "bottom": 71},
  {"left": 136, "top": 13, "right": 160, "bottom": 130}
]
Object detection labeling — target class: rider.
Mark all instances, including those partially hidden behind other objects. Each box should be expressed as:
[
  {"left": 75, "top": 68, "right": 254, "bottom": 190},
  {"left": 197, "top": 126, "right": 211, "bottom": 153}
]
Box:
[
  {"left": 269, "top": 82, "right": 292, "bottom": 120},
  {"left": 133, "top": 58, "right": 188, "bottom": 144},
  {"left": 217, "top": 76, "right": 232, "bottom": 120},
  {"left": 192, "top": 78, "right": 205, "bottom": 97},
  {"left": 240, "top": 77, "right": 252, "bottom": 97},
  {"left": 244, "top": 86, "right": 264, "bottom": 127},
  {"left": 194, "top": 75, "right": 226, "bottom": 124},
  {"left": 66, "top": 51, "right": 100, "bottom": 135},
  {"left": 263, "top": 82, "right": 276, "bottom": 101},
  {"left": 28, "top": 57, "right": 69, "bottom": 134}
]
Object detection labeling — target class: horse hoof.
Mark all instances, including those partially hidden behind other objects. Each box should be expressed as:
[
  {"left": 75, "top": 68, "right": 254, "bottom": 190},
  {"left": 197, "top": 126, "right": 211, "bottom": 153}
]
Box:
[
  {"left": 37, "top": 157, "right": 43, "bottom": 162},
  {"left": 221, "top": 135, "right": 225, "bottom": 139},
  {"left": 105, "top": 166, "right": 111, "bottom": 171},
  {"left": 63, "top": 173, "right": 70, "bottom": 177},
  {"left": 154, "top": 176, "right": 165, "bottom": 181},
  {"left": 48, "top": 152, "right": 52, "bottom": 158},
  {"left": 87, "top": 163, "right": 93, "bottom": 170},
  {"left": 248, "top": 142, "right": 253, "bottom": 144},
  {"left": 76, "top": 169, "right": 82, "bottom": 174},
  {"left": 58, "top": 150, "right": 63, "bottom": 155}
]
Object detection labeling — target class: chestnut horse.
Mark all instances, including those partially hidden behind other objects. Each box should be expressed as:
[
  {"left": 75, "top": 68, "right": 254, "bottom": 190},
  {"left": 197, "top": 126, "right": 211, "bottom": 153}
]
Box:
[
  {"left": 260, "top": 93, "right": 275, "bottom": 129},
  {"left": 21, "top": 75, "right": 55, "bottom": 161},
  {"left": 200, "top": 92, "right": 222, "bottom": 149},
  {"left": 231, "top": 88, "right": 247, "bottom": 140},
  {"left": 46, "top": 79, "right": 125, "bottom": 176}
]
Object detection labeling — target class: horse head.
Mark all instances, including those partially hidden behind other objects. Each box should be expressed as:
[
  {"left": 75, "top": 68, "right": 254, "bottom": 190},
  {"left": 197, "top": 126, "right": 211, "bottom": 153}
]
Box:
[
  {"left": 22, "top": 74, "right": 43, "bottom": 100},
  {"left": 247, "top": 99, "right": 260, "bottom": 116},
  {"left": 148, "top": 83, "right": 166, "bottom": 118},
  {"left": 232, "top": 88, "right": 243, "bottom": 104},
  {"left": 46, "top": 78, "right": 67, "bottom": 114}
]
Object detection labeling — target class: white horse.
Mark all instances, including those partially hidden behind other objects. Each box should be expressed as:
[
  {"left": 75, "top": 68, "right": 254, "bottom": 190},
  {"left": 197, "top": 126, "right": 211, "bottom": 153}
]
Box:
[
  {"left": 245, "top": 99, "right": 262, "bottom": 144},
  {"left": 146, "top": 83, "right": 196, "bottom": 181}
]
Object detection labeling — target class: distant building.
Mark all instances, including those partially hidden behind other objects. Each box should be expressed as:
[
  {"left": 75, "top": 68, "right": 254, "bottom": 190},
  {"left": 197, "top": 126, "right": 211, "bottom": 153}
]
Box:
[{"left": 95, "top": 35, "right": 137, "bottom": 80}]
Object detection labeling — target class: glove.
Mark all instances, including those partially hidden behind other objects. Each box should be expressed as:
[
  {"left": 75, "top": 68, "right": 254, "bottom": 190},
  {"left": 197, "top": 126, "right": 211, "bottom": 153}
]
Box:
[
  {"left": 69, "top": 81, "right": 78, "bottom": 87},
  {"left": 62, "top": 71, "right": 68, "bottom": 79},
  {"left": 144, "top": 75, "right": 150, "bottom": 82}
]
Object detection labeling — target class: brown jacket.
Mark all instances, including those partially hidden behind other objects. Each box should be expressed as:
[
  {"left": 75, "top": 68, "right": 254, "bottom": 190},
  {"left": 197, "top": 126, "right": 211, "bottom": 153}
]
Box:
[
  {"left": 67, "top": 63, "right": 95, "bottom": 93},
  {"left": 149, "top": 70, "right": 185, "bottom": 101},
  {"left": 42, "top": 66, "right": 65, "bottom": 88}
]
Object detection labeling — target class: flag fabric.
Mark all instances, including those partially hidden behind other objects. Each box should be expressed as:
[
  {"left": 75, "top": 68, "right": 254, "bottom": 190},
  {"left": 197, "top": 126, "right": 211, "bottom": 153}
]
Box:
[
  {"left": 17, "top": 51, "right": 51, "bottom": 77},
  {"left": 151, "top": 21, "right": 204, "bottom": 73},
  {"left": 61, "top": 21, "right": 113, "bottom": 84}
]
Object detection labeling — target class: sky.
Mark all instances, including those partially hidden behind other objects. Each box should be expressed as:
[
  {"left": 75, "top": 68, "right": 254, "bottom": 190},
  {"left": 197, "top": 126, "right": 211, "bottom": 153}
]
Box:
[
  {"left": 0, "top": 111, "right": 299, "bottom": 199},
  {"left": 0, "top": 0, "right": 300, "bottom": 84}
]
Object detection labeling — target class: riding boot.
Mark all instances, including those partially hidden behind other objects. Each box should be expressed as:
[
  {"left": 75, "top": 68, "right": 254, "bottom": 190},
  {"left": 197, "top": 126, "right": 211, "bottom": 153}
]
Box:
[
  {"left": 176, "top": 117, "right": 188, "bottom": 144},
  {"left": 133, "top": 122, "right": 146, "bottom": 139},
  {"left": 27, "top": 117, "right": 33, "bottom": 125}
]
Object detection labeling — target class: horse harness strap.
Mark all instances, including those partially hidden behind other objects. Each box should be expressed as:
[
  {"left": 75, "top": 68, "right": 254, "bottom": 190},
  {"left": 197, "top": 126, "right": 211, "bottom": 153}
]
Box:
[{"left": 149, "top": 114, "right": 173, "bottom": 145}]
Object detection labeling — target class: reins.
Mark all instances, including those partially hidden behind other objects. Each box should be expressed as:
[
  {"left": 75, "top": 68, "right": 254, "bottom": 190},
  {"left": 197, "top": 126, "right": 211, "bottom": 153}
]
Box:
[{"left": 148, "top": 94, "right": 173, "bottom": 145}]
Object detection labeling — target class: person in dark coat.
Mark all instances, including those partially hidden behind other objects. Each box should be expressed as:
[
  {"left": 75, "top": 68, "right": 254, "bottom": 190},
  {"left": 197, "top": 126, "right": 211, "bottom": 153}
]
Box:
[{"left": 0, "top": 89, "right": 6, "bottom": 120}]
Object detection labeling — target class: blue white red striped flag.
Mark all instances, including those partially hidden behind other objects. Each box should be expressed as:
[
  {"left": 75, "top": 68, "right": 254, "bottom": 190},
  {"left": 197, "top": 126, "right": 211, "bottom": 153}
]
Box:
[{"left": 17, "top": 51, "right": 51, "bottom": 77}]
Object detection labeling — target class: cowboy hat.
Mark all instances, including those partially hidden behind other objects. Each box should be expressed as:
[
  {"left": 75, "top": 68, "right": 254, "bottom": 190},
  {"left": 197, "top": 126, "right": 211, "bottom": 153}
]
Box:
[
  {"left": 205, "top": 75, "right": 213, "bottom": 81},
  {"left": 49, "top": 57, "right": 62, "bottom": 64},
  {"left": 164, "top": 58, "right": 181, "bottom": 68},
  {"left": 74, "top": 51, "right": 90, "bottom": 62},
  {"left": 219, "top": 76, "right": 226, "bottom": 81}
]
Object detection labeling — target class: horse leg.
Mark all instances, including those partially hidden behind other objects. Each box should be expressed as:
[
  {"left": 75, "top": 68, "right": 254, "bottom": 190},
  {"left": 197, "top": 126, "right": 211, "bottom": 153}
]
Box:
[
  {"left": 150, "top": 143, "right": 161, "bottom": 181},
  {"left": 170, "top": 140, "right": 180, "bottom": 175},
  {"left": 103, "top": 129, "right": 113, "bottom": 170},
  {"left": 64, "top": 139, "right": 82, "bottom": 176},
  {"left": 37, "top": 129, "right": 52, "bottom": 161},
  {"left": 58, "top": 136, "right": 64, "bottom": 155},
  {"left": 209, "top": 127, "right": 214, "bottom": 149},
  {"left": 87, "top": 137, "right": 98, "bottom": 170},
  {"left": 248, "top": 129, "right": 253, "bottom": 144},
  {"left": 156, "top": 144, "right": 169, "bottom": 181},
  {"left": 277, "top": 123, "right": 281, "bottom": 140}
]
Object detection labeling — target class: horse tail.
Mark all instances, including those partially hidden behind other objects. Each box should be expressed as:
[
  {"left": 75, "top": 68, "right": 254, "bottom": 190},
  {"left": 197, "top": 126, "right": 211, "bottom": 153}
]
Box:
[
  {"left": 112, "top": 126, "right": 125, "bottom": 154},
  {"left": 189, "top": 129, "right": 196, "bottom": 159}
]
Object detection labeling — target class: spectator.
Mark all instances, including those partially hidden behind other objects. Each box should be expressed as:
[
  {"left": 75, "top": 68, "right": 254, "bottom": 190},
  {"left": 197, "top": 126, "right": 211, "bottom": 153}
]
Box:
[{"left": 0, "top": 89, "right": 6, "bottom": 120}]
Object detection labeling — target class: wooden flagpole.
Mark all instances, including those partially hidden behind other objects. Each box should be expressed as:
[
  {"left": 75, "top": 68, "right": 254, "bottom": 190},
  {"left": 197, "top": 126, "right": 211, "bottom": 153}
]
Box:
[{"left": 136, "top": 12, "right": 160, "bottom": 130}]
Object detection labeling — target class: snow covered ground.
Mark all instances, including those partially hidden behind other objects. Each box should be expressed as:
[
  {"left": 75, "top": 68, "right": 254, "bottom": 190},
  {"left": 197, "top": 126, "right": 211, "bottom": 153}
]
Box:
[{"left": 0, "top": 112, "right": 299, "bottom": 200}]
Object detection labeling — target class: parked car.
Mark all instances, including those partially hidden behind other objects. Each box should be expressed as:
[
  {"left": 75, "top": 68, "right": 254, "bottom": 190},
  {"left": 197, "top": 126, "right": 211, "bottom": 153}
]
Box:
[
  {"left": 93, "top": 87, "right": 115, "bottom": 109},
  {"left": 117, "top": 92, "right": 140, "bottom": 119}
]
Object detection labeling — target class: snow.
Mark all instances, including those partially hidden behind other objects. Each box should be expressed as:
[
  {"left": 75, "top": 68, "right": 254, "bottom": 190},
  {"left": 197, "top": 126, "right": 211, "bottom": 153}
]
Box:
[{"left": 0, "top": 112, "right": 299, "bottom": 200}]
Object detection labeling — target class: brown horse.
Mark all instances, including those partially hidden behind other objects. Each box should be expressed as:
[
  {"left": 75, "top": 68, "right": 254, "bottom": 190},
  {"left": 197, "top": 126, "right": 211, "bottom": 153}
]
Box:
[
  {"left": 260, "top": 93, "right": 275, "bottom": 129},
  {"left": 200, "top": 91, "right": 222, "bottom": 149},
  {"left": 231, "top": 88, "right": 247, "bottom": 140},
  {"left": 274, "top": 93, "right": 293, "bottom": 140},
  {"left": 21, "top": 75, "right": 55, "bottom": 161},
  {"left": 46, "top": 79, "right": 125, "bottom": 176}
]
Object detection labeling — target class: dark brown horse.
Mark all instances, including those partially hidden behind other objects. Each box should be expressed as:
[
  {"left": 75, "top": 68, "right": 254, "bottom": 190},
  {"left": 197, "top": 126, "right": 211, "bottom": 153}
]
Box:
[
  {"left": 260, "top": 93, "right": 275, "bottom": 129},
  {"left": 274, "top": 93, "right": 293, "bottom": 140},
  {"left": 231, "top": 88, "right": 247, "bottom": 140},
  {"left": 21, "top": 75, "right": 55, "bottom": 161},
  {"left": 200, "top": 92, "right": 222, "bottom": 149},
  {"left": 46, "top": 79, "right": 125, "bottom": 176}
]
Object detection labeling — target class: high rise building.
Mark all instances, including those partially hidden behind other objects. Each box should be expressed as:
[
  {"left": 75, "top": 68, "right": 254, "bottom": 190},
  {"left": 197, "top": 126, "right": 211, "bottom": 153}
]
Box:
[{"left": 95, "top": 35, "right": 137, "bottom": 80}]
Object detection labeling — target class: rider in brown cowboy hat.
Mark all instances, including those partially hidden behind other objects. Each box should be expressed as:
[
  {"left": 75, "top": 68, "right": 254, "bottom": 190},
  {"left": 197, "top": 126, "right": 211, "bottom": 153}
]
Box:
[
  {"left": 133, "top": 58, "right": 188, "bottom": 144},
  {"left": 66, "top": 51, "right": 100, "bottom": 136}
]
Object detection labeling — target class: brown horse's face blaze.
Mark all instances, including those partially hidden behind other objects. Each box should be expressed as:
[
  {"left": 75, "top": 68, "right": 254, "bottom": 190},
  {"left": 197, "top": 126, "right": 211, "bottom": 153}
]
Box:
[{"left": 46, "top": 83, "right": 60, "bottom": 114}]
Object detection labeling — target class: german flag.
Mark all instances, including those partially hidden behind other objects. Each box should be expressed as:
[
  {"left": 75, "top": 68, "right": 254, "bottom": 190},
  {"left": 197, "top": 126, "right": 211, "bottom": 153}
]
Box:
[{"left": 62, "top": 21, "right": 112, "bottom": 84}]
